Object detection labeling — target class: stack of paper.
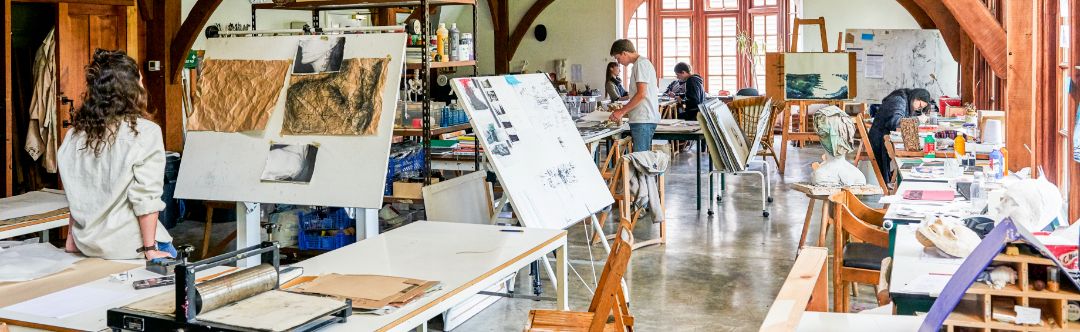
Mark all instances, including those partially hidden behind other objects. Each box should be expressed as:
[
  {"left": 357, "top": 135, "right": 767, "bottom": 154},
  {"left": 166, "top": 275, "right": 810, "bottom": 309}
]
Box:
[{"left": 286, "top": 274, "right": 441, "bottom": 315}]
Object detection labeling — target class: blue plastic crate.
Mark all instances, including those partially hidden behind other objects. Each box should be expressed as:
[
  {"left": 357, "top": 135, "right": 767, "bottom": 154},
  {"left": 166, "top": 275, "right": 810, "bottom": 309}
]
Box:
[
  {"left": 384, "top": 148, "right": 425, "bottom": 195},
  {"left": 296, "top": 208, "right": 356, "bottom": 250}
]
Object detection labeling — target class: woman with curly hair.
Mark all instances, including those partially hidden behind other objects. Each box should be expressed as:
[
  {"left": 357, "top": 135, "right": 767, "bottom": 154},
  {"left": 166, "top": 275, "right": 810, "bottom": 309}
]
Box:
[{"left": 57, "top": 49, "right": 175, "bottom": 261}]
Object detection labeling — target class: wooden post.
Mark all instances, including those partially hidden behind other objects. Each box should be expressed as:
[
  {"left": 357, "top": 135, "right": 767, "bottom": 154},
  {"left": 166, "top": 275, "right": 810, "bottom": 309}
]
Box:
[
  {"left": 143, "top": 0, "right": 185, "bottom": 152},
  {"left": 959, "top": 33, "right": 974, "bottom": 104},
  {"left": 2, "top": 0, "right": 10, "bottom": 197},
  {"left": 1005, "top": 0, "right": 1039, "bottom": 170},
  {"left": 941, "top": 0, "right": 1008, "bottom": 77}
]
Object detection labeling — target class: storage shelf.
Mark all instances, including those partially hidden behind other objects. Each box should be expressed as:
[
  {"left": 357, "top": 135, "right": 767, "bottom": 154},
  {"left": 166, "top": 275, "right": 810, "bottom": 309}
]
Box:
[
  {"left": 966, "top": 283, "right": 1080, "bottom": 301},
  {"left": 406, "top": 60, "right": 477, "bottom": 70},
  {"left": 392, "top": 123, "right": 471, "bottom": 137},
  {"left": 383, "top": 196, "right": 423, "bottom": 203},
  {"left": 253, "top": 0, "right": 475, "bottom": 10}
]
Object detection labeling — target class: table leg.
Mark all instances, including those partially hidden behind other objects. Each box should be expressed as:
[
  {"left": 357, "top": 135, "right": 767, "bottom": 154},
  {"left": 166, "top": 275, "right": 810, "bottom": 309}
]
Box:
[
  {"left": 798, "top": 199, "right": 816, "bottom": 253},
  {"left": 556, "top": 242, "right": 569, "bottom": 310},
  {"left": 696, "top": 139, "right": 702, "bottom": 211},
  {"left": 817, "top": 200, "right": 830, "bottom": 247}
]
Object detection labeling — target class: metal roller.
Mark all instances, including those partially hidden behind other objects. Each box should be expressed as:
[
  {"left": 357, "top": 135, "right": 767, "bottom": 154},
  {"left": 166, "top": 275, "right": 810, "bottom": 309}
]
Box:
[{"left": 195, "top": 264, "right": 278, "bottom": 314}]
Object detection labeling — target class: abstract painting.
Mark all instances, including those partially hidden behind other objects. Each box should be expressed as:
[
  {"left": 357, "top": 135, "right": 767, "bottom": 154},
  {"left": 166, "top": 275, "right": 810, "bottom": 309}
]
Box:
[
  {"left": 190, "top": 59, "right": 291, "bottom": 132},
  {"left": 784, "top": 53, "right": 852, "bottom": 100},
  {"left": 293, "top": 36, "right": 345, "bottom": 74},
  {"left": 261, "top": 143, "right": 319, "bottom": 183},
  {"left": 283, "top": 58, "right": 389, "bottom": 136}
]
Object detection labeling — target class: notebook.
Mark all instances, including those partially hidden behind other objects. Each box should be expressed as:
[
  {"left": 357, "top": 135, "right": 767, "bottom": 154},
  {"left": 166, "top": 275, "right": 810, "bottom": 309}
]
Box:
[{"left": 902, "top": 190, "right": 955, "bottom": 201}]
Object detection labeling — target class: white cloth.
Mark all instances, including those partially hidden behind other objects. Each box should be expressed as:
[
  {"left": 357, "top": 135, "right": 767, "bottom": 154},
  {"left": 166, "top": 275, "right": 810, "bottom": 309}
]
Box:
[
  {"left": 624, "top": 151, "right": 669, "bottom": 222},
  {"left": 57, "top": 118, "right": 171, "bottom": 259},
  {"left": 25, "top": 28, "right": 58, "bottom": 173},
  {"left": 627, "top": 56, "right": 660, "bottom": 124}
]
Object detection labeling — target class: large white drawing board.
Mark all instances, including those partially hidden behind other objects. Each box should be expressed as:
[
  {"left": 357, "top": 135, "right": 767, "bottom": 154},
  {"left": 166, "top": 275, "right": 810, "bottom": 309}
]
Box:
[
  {"left": 174, "top": 34, "right": 405, "bottom": 208},
  {"left": 451, "top": 74, "right": 614, "bottom": 230},
  {"left": 845, "top": 29, "right": 958, "bottom": 104}
]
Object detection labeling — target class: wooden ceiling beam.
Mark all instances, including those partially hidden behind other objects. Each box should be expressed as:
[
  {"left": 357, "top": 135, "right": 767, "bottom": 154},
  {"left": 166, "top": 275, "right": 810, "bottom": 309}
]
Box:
[
  {"left": 895, "top": 0, "right": 935, "bottom": 29},
  {"left": 941, "top": 0, "right": 1007, "bottom": 77},
  {"left": 169, "top": 0, "right": 221, "bottom": 83},
  {"left": 910, "top": 0, "right": 962, "bottom": 62},
  {"left": 507, "top": 0, "right": 554, "bottom": 60}
]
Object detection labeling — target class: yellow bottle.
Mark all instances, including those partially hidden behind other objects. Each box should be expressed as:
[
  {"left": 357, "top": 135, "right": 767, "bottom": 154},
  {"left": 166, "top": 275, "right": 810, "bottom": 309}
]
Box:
[
  {"left": 436, "top": 23, "right": 449, "bottom": 62},
  {"left": 1000, "top": 147, "right": 1009, "bottom": 176},
  {"left": 954, "top": 135, "right": 966, "bottom": 155}
]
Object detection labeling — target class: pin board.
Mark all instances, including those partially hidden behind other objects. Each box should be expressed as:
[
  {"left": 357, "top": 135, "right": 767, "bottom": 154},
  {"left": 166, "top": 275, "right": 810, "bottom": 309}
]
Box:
[
  {"left": 451, "top": 74, "right": 614, "bottom": 230},
  {"left": 174, "top": 34, "right": 405, "bottom": 208},
  {"left": 844, "top": 29, "right": 958, "bottom": 105}
]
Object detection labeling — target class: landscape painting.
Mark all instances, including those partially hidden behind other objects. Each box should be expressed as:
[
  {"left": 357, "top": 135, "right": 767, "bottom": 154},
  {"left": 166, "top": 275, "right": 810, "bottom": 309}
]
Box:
[{"left": 784, "top": 53, "right": 853, "bottom": 100}]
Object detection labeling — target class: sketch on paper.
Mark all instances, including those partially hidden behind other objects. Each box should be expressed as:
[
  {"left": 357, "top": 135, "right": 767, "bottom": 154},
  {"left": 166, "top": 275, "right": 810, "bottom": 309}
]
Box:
[
  {"left": 784, "top": 53, "right": 851, "bottom": 100},
  {"left": 459, "top": 79, "right": 490, "bottom": 110},
  {"left": 283, "top": 58, "right": 389, "bottom": 136},
  {"left": 261, "top": 143, "right": 319, "bottom": 183},
  {"left": 541, "top": 163, "right": 578, "bottom": 189},
  {"left": 189, "top": 59, "right": 291, "bottom": 132},
  {"left": 293, "top": 37, "right": 346, "bottom": 74}
]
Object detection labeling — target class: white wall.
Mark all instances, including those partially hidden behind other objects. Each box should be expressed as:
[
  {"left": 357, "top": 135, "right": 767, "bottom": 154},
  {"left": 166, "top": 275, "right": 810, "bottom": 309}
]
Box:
[
  {"left": 181, "top": 1, "right": 326, "bottom": 50},
  {"left": 799, "top": 0, "right": 921, "bottom": 52},
  {"left": 446, "top": 0, "right": 618, "bottom": 90}
]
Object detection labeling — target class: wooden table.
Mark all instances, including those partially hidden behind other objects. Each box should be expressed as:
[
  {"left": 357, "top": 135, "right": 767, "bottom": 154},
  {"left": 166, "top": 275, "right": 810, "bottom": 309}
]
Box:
[
  {"left": 790, "top": 183, "right": 883, "bottom": 253},
  {"left": 0, "top": 190, "right": 69, "bottom": 240}
]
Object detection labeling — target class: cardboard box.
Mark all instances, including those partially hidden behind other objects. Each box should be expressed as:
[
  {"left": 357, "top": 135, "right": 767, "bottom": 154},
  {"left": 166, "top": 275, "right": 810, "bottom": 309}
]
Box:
[{"left": 392, "top": 179, "right": 439, "bottom": 199}]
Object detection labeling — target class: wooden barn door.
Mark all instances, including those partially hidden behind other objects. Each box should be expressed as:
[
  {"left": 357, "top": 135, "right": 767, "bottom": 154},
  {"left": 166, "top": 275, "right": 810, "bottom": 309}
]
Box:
[{"left": 56, "top": 2, "right": 133, "bottom": 143}]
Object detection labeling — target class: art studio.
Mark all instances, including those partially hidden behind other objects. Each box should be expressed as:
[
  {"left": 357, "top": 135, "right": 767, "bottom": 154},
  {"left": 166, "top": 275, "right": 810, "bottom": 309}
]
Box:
[{"left": 0, "top": 0, "right": 1077, "bottom": 331}]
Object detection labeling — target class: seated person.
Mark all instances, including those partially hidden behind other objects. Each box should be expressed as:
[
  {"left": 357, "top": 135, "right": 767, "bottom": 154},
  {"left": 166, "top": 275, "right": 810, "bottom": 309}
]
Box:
[
  {"left": 58, "top": 50, "right": 176, "bottom": 261},
  {"left": 868, "top": 88, "right": 935, "bottom": 180},
  {"left": 605, "top": 62, "right": 629, "bottom": 102},
  {"left": 671, "top": 62, "right": 705, "bottom": 121}
]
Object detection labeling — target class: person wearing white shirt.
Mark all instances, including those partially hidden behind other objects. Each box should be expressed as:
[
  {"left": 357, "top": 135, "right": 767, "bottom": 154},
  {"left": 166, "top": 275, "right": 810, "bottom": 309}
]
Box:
[
  {"left": 57, "top": 50, "right": 175, "bottom": 261},
  {"left": 608, "top": 39, "right": 660, "bottom": 152}
]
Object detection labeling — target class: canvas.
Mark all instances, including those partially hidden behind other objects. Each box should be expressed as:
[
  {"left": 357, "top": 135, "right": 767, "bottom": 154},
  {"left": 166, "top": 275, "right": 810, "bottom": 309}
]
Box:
[
  {"left": 784, "top": 53, "right": 852, "bottom": 100},
  {"left": 283, "top": 58, "right": 389, "bottom": 136},
  {"left": 451, "top": 74, "right": 613, "bottom": 230}
]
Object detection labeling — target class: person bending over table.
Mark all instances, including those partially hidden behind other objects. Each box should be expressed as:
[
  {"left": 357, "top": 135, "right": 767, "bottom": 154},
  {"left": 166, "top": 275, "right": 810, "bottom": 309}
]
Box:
[
  {"left": 868, "top": 88, "right": 935, "bottom": 180},
  {"left": 671, "top": 62, "right": 705, "bottom": 121},
  {"left": 57, "top": 49, "right": 176, "bottom": 261},
  {"left": 608, "top": 39, "right": 660, "bottom": 152},
  {"left": 605, "top": 62, "right": 629, "bottom": 103}
]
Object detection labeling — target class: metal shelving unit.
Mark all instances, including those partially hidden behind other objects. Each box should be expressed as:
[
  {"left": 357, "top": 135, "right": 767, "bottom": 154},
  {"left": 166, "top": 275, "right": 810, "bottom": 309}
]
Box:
[{"left": 251, "top": 0, "right": 480, "bottom": 184}]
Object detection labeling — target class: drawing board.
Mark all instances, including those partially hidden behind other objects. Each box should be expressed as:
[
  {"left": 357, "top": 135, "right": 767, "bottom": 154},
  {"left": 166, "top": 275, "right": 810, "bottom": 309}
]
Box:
[
  {"left": 845, "top": 29, "right": 958, "bottom": 105},
  {"left": 784, "top": 52, "right": 856, "bottom": 100},
  {"left": 451, "top": 74, "right": 614, "bottom": 230},
  {"left": 175, "top": 34, "right": 405, "bottom": 208}
]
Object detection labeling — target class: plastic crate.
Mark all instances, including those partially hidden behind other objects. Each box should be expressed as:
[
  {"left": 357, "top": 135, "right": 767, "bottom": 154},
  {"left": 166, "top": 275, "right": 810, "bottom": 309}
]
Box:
[
  {"left": 297, "top": 208, "right": 356, "bottom": 251},
  {"left": 384, "top": 148, "right": 425, "bottom": 195}
]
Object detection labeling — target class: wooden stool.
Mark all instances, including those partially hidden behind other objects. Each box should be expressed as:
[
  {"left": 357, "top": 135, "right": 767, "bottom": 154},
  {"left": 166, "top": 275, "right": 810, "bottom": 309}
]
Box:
[
  {"left": 200, "top": 201, "right": 238, "bottom": 259},
  {"left": 791, "top": 183, "right": 883, "bottom": 255}
]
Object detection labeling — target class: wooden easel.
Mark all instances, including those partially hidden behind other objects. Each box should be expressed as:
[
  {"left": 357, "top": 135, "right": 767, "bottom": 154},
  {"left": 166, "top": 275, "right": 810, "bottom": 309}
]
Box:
[{"left": 789, "top": 17, "right": 829, "bottom": 52}]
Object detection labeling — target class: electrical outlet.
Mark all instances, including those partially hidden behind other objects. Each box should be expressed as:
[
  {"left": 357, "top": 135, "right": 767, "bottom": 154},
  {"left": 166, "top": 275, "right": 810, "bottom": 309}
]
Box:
[{"left": 147, "top": 60, "right": 161, "bottom": 72}]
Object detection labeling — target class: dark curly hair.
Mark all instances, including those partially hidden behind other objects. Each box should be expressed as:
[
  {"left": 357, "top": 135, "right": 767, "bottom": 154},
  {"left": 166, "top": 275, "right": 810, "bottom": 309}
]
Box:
[{"left": 73, "top": 49, "right": 147, "bottom": 155}]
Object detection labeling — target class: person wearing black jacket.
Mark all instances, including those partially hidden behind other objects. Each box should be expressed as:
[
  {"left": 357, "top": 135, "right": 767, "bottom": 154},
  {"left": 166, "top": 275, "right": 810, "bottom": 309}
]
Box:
[
  {"left": 671, "top": 62, "right": 705, "bottom": 121},
  {"left": 868, "top": 88, "right": 934, "bottom": 180}
]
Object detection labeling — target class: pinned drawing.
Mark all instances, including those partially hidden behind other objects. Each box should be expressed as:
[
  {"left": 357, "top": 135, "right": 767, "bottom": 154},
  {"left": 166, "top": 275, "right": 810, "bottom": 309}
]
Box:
[
  {"left": 541, "top": 163, "right": 578, "bottom": 189},
  {"left": 784, "top": 53, "right": 852, "bottom": 100},
  {"left": 460, "top": 79, "right": 490, "bottom": 110},
  {"left": 261, "top": 143, "right": 319, "bottom": 183},
  {"left": 283, "top": 58, "right": 389, "bottom": 136},
  {"left": 293, "top": 36, "right": 346, "bottom": 75},
  {"left": 189, "top": 59, "right": 291, "bottom": 132}
]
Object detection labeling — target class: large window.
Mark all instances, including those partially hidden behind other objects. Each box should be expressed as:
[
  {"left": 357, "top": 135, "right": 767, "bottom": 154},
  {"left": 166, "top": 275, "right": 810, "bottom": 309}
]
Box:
[{"left": 624, "top": 0, "right": 792, "bottom": 94}]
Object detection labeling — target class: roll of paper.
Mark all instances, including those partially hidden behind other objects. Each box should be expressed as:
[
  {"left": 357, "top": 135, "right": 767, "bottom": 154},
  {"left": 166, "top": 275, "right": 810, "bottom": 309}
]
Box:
[{"left": 982, "top": 119, "right": 1004, "bottom": 145}]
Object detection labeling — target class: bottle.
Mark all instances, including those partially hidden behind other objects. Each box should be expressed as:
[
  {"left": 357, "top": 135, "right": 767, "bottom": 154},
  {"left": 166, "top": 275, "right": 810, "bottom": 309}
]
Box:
[
  {"left": 971, "top": 172, "right": 987, "bottom": 213},
  {"left": 989, "top": 146, "right": 1004, "bottom": 180},
  {"left": 461, "top": 33, "right": 474, "bottom": 60},
  {"left": 924, "top": 134, "right": 936, "bottom": 157},
  {"left": 436, "top": 23, "right": 449, "bottom": 62},
  {"left": 448, "top": 23, "right": 461, "bottom": 61},
  {"left": 954, "top": 134, "right": 967, "bottom": 156},
  {"left": 1000, "top": 146, "right": 1009, "bottom": 176}
]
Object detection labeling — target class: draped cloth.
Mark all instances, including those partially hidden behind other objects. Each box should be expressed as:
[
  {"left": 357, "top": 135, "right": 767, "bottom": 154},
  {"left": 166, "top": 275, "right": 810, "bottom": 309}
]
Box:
[{"left": 25, "top": 28, "right": 58, "bottom": 173}]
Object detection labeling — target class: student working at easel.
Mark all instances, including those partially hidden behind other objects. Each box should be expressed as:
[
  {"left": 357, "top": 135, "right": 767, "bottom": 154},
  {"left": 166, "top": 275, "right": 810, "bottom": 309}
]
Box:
[
  {"left": 607, "top": 39, "right": 661, "bottom": 152},
  {"left": 57, "top": 50, "right": 177, "bottom": 261}
]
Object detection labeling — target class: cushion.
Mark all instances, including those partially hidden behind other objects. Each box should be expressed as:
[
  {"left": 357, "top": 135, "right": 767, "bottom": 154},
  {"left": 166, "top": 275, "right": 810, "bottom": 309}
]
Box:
[{"left": 843, "top": 242, "right": 889, "bottom": 270}]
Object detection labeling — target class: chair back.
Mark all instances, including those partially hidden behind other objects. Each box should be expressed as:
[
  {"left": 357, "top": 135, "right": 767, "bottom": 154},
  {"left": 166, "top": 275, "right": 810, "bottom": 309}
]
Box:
[
  {"left": 587, "top": 219, "right": 635, "bottom": 331},
  {"left": 728, "top": 96, "right": 771, "bottom": 153},
  {"left": 841, "top": 190, "right": 885, "bottom": 227},
  {"left": 828, "top": 191, "right": 889, "bottom": 249}
]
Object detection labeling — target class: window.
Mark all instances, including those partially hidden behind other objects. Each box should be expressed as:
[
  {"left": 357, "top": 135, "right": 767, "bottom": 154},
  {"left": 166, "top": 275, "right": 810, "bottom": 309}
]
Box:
[
  {"left": 662, "top": 17, "right": 693, "bottom": 79},
  {"left": 624, "top": 0, "right": 793, "bottom": 93}
]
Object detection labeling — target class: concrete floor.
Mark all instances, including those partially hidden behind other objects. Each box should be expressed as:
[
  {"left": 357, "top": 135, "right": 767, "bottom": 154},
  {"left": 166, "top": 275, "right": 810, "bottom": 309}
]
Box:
[{"left": 170, "top": 143, "right": 875, "bottom": 331}]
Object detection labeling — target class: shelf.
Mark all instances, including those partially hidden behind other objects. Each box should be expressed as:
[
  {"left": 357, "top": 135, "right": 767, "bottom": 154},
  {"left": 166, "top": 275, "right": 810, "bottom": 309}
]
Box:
[
  {"left": 383, "top": 196, "right": 423, "bottom": 203},
  {"left": 947, "top": 299, "right": 1069, "bottom": 331},
  {"left": 966, "top": 283, "right": 1080, "bottom": 301},
  {"left": 253, "top": 0, "right": 475, "bottom": 10},
  {"left": 995, "top": 253, "right": 1058, "bottom": 266},
  {"left": 392, "top": 123, "right": 471, "bottom": 137},
  {"left": 406, "top": 60, "right": 477, "bottom": 70}
]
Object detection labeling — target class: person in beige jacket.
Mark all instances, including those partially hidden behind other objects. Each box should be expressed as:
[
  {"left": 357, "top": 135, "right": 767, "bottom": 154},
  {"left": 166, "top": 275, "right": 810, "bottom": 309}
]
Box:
[{"left": 57, "top": 49, "right": 174, "bottom": 261}]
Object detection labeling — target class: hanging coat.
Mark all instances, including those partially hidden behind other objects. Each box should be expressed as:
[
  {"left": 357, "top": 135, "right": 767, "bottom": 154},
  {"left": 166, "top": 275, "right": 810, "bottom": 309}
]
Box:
[{"left": 25, "top": 28, "right": 58, "bottom": 173}]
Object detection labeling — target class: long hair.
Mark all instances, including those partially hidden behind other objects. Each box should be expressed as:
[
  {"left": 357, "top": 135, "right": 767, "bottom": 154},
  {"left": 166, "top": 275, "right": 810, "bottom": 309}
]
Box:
[
  {"left": 73, "top": 49, "right": 147, "bottom": 156},
  {"left": 606, "top": 62, "right": 620, "bottom": 84}
]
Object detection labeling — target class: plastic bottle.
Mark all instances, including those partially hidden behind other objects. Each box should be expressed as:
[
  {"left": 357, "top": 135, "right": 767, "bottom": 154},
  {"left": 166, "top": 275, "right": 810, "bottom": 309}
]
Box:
[
  {"left": 448, "top": 23, "right": 461, "bottom": 61},
  {"left": 923, "top": 134, "right": 936, "bottom": 157},
  {"left": 954, "top": 134, "right": 967, "bottom": 156},
  {"left": 970, "top": 172, "right": 987, "bottom": 213},
  {"left": 1000, "top": 146, "right": 1009, "bottom": 176},
  {"left": 436, "top": 23, "right": 448, "bottom": 61},
  {"left": 989, "top": 146, "right": 1004, "bottom": 180}
]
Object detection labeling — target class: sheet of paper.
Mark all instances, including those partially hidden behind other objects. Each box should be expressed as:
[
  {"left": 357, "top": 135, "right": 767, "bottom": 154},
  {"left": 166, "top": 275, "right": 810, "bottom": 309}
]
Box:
[
  {"left": 1014, "top": 305, "right": 1041, "bottom": 325},
  {"left": 3, "top": 285, "right": 137, "bottom": 319},
  {"left": 0, "top": 190, "right": 67, "bottom": 221},
  {"left": 919, "top": 247, "right": 966, "bottom": 265},
  {"left": 865, "top": 54, "right": 885, "bottom": 79},
  {"left": 899, "top": 273, "right": 952, "bottom": 297}
]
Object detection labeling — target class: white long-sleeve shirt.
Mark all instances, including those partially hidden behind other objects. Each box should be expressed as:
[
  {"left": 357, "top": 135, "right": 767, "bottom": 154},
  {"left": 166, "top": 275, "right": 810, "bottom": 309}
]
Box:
[{"left": 57, "top": 118, "right": 171, "bottom": 259}]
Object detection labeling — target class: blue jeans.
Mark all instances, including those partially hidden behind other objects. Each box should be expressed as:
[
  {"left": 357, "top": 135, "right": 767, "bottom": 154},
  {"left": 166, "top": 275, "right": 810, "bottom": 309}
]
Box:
[
  {"left": 630, "top": 123, "right": 657, "bottom": 152},
  {"left": 149, "top": 242, "right": 177, "bottom": 263}
]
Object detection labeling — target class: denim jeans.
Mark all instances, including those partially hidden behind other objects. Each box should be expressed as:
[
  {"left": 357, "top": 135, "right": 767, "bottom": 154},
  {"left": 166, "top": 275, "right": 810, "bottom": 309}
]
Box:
[
  {"left": 150, "top": 241, "right": 177, "bottom": 263},
  {"left": 630, "top": 123, "right": 657, "bottom": 152}
]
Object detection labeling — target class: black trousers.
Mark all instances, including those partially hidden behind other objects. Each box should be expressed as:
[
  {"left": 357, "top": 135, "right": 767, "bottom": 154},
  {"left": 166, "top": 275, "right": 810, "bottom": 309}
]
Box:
[{"left": 868, "top": 126, "right": 892, "bottom": 181}]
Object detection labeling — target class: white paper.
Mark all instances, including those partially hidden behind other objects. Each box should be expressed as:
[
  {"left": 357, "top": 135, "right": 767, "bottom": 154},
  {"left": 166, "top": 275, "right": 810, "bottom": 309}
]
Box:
[
  {"left": 0, "top": 190, "right": 67, "bottom": 221},
  {"left": 3, "top": 285, "right": 138, "bottom": 319},
  {"left": 899, "top": 273, "right": 952, "bottom": 296},
  {"left": 0, "top": 243, "right": 81, "bottom": 282},
  {"left": 865, "top": 54, "right": 885, "bottom": 79},
  {"left": 1014, "top": 305, "right": 1042, "bottom": 325}
]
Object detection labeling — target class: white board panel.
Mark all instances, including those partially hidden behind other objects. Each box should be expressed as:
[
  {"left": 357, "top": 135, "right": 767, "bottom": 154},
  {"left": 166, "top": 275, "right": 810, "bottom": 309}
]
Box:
[
  {"left": 422, "top": 171, "right": 491, "bottom": 224},
  {"left": 845, "top": 29, "right": 958, "bottom": 105},
  {"left": 451, "top": 74, "right": 614, "bottom": 230},
  {"left": 174, "top": 34, "right": 405, "bottom": 208}
]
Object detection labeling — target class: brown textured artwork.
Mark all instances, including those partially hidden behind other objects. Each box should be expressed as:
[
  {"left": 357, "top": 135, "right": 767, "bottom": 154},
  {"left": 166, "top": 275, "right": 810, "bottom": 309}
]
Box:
[
  {"left": 283, "top": 58, "right": 390, "bottom": 136},
  {"left": 190, "top": 59, "right": 291, "bottom": 132}
]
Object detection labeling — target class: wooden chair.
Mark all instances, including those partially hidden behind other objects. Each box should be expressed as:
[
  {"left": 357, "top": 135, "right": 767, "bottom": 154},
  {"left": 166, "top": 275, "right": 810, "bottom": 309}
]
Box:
[
  {"left": 591, "top": 138, "right": 632, "bottom": 245},
  {"left": 882, "top": 136, "right": 902, "bottom": 194},
  {"left": 839, "top": 189, "right": 885, "bottom": 227},
  {"left": 200, "top": 201, "right": 238, "bottom": 259},
  {"left": 728, "top": 96, "right": 778, "bottom": 168},
  {"left": 852, "top": 113, "right": 889, "bottom": 194},
  {"left": 526, "top": 220, "right": 635, "bottom": 332},
  {"left": 618, "top": 152, "right": 666, "bottom": 250},
  {"left": 829, "top": 190, "right": 890, "bottom": 313}
]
